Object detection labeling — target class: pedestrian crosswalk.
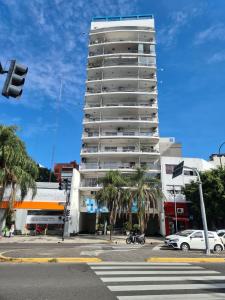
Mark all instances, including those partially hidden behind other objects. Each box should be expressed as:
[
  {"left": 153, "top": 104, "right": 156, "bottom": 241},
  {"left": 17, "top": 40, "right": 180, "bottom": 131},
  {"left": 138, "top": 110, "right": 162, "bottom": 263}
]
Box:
[{"left": 88, "top": 262, "right": 225, "bottom": 299}]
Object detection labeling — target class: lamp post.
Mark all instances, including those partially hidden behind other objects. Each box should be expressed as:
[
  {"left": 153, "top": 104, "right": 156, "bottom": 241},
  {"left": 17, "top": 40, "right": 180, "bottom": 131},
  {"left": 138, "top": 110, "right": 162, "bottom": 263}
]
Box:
[{"left": 218, "top": 142, "right": 225, "bottom": 168}]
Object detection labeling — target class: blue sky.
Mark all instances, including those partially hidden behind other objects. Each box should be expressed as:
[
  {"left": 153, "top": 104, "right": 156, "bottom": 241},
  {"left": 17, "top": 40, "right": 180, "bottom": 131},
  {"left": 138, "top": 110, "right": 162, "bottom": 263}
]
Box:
[{"left": 0, "top": 0, "right": 225, "bottom": 168}]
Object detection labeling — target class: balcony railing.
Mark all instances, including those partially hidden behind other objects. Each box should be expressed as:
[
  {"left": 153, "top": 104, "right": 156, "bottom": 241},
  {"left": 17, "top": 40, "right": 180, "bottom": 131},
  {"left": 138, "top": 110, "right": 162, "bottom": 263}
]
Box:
[
  {"left": 81, "top": 147, "right": 159, "bottom": 154},
  {"left": 90, "top": 38, "right": 155, "bottom": 45},
  {"left": 87, "top": 74, "right": 156, "bottom": 81},
  {"left": 83, "top": 116, "right": 158, "bottom": 122},
  {"left": 86, "top": 87, "right": 157, "bottom": 94},
  {"left": 89, "top": 50, "right": 154, "bottom": 57},
  {"left": 85, "top": 102, "right": 157, "bottom": 108},
  {"left": 88, "top": 61, "right": 156, "bottom": 68},
  {"left": 80, "top": 162, "right": 160, "bottom": 171},
  {"left": 82, "top": 131, "right": 159, "bottom": 138}
]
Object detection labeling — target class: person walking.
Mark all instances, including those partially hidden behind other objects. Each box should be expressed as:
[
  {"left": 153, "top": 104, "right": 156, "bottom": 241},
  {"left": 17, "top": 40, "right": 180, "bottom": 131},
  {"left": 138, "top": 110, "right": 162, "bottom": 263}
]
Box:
[{"left": 9, "top": 224, "right": 15, "bottom": 237}]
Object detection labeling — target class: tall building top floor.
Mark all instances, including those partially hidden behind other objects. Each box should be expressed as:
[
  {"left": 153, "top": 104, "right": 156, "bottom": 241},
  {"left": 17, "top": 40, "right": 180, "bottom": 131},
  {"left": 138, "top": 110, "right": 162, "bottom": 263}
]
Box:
[{"left": 91, "top": 15, "right": 155, "bottom": 31}]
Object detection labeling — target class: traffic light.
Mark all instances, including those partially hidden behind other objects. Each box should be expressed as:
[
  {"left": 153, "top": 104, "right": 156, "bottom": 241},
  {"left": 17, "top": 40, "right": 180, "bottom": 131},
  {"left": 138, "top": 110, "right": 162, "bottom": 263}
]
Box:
[{"left": 2, "top": 60, "right": 28, "bottom": 98}]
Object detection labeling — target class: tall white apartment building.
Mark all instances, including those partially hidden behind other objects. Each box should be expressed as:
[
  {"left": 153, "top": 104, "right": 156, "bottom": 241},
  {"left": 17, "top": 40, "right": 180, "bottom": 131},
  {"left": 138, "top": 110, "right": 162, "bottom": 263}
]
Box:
[{"left": 79, "top": 15, "right": 160, "bottom": 230}]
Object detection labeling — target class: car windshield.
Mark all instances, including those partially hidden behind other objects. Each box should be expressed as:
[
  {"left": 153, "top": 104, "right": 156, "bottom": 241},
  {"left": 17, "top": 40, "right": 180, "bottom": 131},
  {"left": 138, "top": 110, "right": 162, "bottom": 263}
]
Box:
[
  {"left": 177, "top": 230, "right": 195, "bottom": 237},
  {"left": 218, "top": 232, "right": 225, "bottom": 237}
]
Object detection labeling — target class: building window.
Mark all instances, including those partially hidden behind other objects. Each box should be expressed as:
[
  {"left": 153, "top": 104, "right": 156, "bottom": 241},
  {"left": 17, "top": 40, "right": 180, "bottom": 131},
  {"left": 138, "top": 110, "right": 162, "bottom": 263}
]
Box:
[
  {"left": 165, "top": 164, "right": 177, "bottom": 174},
  {"left": 184, "top": 170, "right": 195, "bottom": 176}
]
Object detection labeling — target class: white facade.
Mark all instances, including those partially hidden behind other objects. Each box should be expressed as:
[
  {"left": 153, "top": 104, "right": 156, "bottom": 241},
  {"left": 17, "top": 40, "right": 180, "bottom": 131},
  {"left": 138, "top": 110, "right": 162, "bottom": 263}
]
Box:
[
  {"left": 80, "top": 15, "right": 160, "bottom": 214},
  {"left": 160, "top": 156, "right": 215, "bottom": 236}
]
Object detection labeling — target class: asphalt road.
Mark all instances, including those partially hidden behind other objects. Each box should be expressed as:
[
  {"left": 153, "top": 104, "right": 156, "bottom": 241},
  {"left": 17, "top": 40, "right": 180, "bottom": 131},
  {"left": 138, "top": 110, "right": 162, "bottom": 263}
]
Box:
[
  {"left": 1, "top": 243, "right": 225, "bottom": 262},
  {"left": 1, "top": 262, "right": 225, "bottom": 300},
  {"left": 0, "top": 263, "right": 115, "bottom": 300}
]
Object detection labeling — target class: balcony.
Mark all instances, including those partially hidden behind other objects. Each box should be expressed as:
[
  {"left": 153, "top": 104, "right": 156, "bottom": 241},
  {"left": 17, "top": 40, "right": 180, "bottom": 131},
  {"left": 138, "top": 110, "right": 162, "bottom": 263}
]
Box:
[
  {"left": 80, "top": 162, "right": 160, "bottom": 171},
  {"left": 84, "top": 102, "right": 157, "bottom": 108},
  {"left": 81, "top": 146, "right": 160, "bottom": 156},
  {"left": 83, "top": 115, "right": 158, "bottom": 123},
  {"left": 86, "top": 86, "right": 157, "bottom": 95},
  {"left": 88, "top": 56, "right": 156, "bottom": 69},
  {"left": 87, "top": 74, "right": 156, "bottom": 81},
  {"left": 89, "top": 49, "right": 154, "bottom": 57},
  {"left": 82, "top": 131, "right": 159, "bottom": 140}
]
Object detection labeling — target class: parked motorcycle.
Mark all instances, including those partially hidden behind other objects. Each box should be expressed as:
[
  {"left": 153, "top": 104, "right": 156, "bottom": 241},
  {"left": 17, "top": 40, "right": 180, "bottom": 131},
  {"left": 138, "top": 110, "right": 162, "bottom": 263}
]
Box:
[{"left": 126, "top": 233, "right": 145, "bottom": 245}]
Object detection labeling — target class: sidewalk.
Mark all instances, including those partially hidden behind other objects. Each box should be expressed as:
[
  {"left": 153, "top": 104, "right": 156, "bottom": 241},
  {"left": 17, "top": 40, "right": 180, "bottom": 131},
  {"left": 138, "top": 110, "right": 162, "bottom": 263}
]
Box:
[{"left": 0, "top": 234, "right": 163, "bottom": 245}]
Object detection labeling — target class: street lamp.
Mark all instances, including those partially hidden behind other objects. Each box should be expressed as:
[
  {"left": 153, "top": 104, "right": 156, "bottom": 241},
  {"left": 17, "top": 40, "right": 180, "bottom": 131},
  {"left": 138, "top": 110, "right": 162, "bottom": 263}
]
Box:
[
  {"left": 218, "top": 141, "right": 225, "bottom": 168},
  {"left": 172, "top": 162, "right": 210, "bottom": 255}
]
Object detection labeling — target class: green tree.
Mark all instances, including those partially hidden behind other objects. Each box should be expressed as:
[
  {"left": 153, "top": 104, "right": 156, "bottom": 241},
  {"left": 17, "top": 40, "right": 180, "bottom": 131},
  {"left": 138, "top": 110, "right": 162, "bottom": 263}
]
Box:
[
  {"left": 129, "top": 168, "right": 162, "bottom": 233},
  {"left": 95, "top": 170, "right": 126, "bottom": 240},
  {"left": 183, "top": 168, "right": 225, "bottom": 229},
  {"left": 37, "top": 166, "right": 57, "bottom": 182},
  {"left": 0, "top": 125, "right": 38, "bottom": 230}
]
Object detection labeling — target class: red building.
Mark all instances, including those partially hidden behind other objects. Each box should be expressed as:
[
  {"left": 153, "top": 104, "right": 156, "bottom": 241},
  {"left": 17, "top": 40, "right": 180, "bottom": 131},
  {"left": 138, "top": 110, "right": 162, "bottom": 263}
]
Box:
[
  {"left": 54, "top": 161, "right": 79, "bottom": 182},
  {"left": 164, "top": 202, "right": 190, "bottom": 236}
]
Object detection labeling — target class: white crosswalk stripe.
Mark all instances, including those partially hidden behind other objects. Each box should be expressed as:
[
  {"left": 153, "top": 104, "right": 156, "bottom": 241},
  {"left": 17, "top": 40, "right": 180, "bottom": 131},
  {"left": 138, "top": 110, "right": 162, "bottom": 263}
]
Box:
[{"left": 88, "top": 262, "right": 225, "bottom": 299}]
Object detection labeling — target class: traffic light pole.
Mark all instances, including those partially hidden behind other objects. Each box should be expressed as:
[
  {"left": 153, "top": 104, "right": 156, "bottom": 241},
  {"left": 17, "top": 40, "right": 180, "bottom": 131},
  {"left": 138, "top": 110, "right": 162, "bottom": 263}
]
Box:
[
  {"left": 62, "top": 180, "right": 70, "bottom": 241},
  {"left": 184, "top": 166, "right": 210, "bottom": 255}
]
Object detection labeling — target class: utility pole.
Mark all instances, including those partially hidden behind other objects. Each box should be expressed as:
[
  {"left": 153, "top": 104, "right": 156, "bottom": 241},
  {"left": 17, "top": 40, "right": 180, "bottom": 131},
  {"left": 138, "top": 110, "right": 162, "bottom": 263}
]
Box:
[
  {"left": 172, "top": 185, "right": 178, "bottom": 233},
  {"left": 60, "top": 179, "right": 71, "bottom": 241}
]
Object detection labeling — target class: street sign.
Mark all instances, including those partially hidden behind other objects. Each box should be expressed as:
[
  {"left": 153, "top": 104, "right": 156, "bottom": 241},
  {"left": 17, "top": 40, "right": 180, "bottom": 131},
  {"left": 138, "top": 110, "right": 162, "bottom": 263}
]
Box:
[{"left": 172, "top": 161, "right": 184, "bottom": 178}]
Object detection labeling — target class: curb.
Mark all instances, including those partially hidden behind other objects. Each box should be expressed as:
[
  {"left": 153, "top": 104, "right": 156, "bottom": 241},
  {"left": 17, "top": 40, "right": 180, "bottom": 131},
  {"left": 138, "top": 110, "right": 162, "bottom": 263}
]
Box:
[
  {"left": 146, "top": 257, "right": 225, "bottom": 263},
  {"left": 0, "top": 254, "right": 102, "bottom": 264}
]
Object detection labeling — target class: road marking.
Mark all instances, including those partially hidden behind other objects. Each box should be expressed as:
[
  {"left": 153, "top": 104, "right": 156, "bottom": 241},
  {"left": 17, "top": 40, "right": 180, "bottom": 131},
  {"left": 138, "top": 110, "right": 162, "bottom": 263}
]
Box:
[
  {"left": 146, "top": 257, "right": 225, "bottom": 263},
  {"left": 101, "top": 275, "right": 225, "bottom": 282},
  {"left": 108, "top": 283, "right": 225, "bottom": 292},
  {"left": 117, "top": 293, "right": 225, "bottom": 300},
  {"left": 152, "top": 243, "right": 164, "bottom": 251},
  {"left": 95, "top": 270, "right": 219, "bottom": 275},
  {"left": 91, "top": 265, "right": 203, "bottom": 270},
  {"left": 88, "top": 262, "right": 191, "bottom": 266}
]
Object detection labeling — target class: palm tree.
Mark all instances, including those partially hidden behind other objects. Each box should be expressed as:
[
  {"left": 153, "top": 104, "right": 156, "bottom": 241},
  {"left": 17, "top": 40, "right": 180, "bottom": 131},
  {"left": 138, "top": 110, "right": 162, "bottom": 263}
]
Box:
[
  {"left": 0, "top": 125, "right": 38, "bottom": 231},
  {"left": 128, "top": 168, "right": 162, "bottom": 234},
  {"left": 95, "top": 170, "right": 126, "bottom": 240}
]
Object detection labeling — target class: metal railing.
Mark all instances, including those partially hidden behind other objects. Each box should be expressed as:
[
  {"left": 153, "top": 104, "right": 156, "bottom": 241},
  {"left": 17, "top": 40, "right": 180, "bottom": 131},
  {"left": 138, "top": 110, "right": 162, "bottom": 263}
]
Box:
[
  {"left": 81, "top": 147, "right": 159, "bottom": 154},
  {"left": 90, "top": 38, "right": 155, "bottom": 45}
]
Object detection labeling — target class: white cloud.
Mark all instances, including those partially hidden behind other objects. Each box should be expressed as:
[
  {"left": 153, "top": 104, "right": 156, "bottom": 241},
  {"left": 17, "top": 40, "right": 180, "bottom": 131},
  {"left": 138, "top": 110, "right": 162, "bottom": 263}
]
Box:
[
  {"left": 208, "top": 51, "right": 225, "bottom": 64},
  {"left": 158, "top": 7, "right": 202, "bottom": 47},
  {"left": 194, "top": 23, "right": 225, "bottom": 45}
]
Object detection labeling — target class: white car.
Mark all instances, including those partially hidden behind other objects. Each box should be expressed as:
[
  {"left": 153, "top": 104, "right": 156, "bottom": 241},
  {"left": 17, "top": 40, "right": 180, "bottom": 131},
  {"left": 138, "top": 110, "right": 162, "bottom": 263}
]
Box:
[{"left": 165, "top": 230, "right": 224, "bottom": 252}]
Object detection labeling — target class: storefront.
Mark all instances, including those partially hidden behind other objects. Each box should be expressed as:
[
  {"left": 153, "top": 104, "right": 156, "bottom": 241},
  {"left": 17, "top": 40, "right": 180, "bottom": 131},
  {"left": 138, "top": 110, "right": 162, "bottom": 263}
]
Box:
[{"left": 164, "top": 202, "right": 190, "bottom": 236}]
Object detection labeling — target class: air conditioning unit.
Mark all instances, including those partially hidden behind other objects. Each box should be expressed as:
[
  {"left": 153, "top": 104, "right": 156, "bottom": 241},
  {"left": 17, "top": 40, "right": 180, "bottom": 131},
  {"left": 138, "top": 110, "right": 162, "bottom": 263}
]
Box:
[{"left": 177, "top": 208, "right": 184, "bottom": 214}]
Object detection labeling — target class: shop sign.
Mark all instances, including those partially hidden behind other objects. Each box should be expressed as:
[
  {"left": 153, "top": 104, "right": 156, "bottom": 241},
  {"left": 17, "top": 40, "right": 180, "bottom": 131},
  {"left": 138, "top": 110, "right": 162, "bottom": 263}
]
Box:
[{"left": 26, "top": 215, "right": 63, "bottom": 224}]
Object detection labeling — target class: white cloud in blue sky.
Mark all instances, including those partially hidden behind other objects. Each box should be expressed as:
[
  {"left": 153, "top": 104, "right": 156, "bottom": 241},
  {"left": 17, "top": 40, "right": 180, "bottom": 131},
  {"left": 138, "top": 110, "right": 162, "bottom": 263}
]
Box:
[{"left": 0, "top": 0, "right": 225, "bottom": 167}]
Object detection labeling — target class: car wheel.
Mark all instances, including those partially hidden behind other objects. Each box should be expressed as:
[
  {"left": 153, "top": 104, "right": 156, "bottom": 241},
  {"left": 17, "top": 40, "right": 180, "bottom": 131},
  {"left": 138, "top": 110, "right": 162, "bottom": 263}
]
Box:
[
  {"left": 180, "top": 242, "right": 190, "bottom": 252},
  {"left": 214, "top": 244, "right": 223, "bottom": 253}
]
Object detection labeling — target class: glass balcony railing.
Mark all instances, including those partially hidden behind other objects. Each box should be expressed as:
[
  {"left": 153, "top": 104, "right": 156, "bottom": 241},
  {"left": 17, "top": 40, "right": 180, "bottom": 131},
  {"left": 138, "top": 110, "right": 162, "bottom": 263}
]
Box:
[
  {"left": 85, "top": 102, "right": 157, "bottom": 108},
  {"left": 89, "top": 50, "right": 154, "bottom": 57},
  {"left": 86, "top": 87, "right": 157, "bottom": 94},
  {"left": 87, "top": 74, "right": 156, "bottom": 81},
  {"left": 83, "top": 116, "right": 158, "bottom": 122},
  {"left": 82, "top": 131, "right": 159, "bottom": 138},
  {"left": 80, "top": 162, "right": 160, "bottom": 171},
  {"left": 81, "top": 147, "right": 159, "bottom": 154},
  {"left": 90, "top": 37, "right": 155, "bottom": 45},
  {"left": 88, "top": 61, "right": 156, "bottom": 68}
]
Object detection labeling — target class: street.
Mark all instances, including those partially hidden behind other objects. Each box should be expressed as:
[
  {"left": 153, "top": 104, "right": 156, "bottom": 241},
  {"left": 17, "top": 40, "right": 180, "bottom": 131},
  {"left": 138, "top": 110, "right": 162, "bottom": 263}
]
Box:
[{"left": 1, "top": 262, "right": 225, "bottom": 299}]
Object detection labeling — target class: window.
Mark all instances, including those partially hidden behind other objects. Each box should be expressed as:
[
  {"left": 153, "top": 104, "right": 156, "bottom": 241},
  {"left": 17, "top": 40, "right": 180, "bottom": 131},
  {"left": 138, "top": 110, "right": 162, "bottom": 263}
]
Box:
[
  {"left": 191, "top": 232, "right": 203, "bottom": 238},
  {"left": 123, "top": 146, "right": 135, "bottom": 152},
  {"left": 165, "top": 164, "right": 177, "bottom": 174},
  {"left": 184, "top": 170, "right": 195, "bottom": 176},
  {"left": 105, "top": 146, "right": 117, "bottom": 152}
]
